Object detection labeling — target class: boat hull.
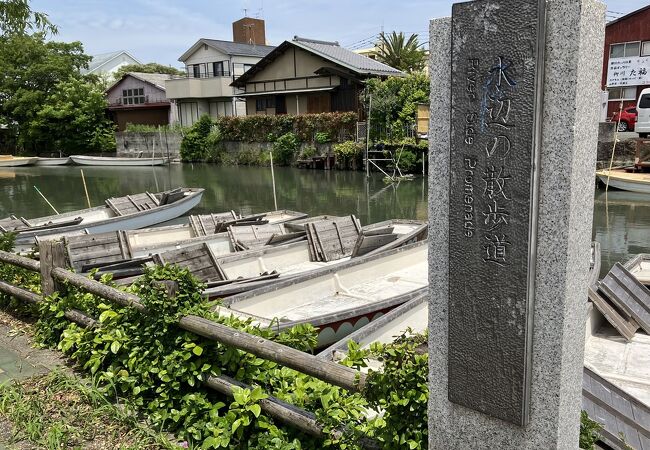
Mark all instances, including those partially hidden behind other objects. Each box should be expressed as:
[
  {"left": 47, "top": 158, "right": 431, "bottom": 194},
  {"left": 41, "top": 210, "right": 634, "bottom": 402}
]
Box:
[
  {"left": 0, "top": 157, "right": 38, "bottom": 167},
  {"left": 596, "top": 171, "right": 650, "bottom": 194},
  {"left": 35, "top": 157, "right": 70, "bottom": 166},
  {"left": 70, "top": 155, "right": 168, "bottom": 166}
]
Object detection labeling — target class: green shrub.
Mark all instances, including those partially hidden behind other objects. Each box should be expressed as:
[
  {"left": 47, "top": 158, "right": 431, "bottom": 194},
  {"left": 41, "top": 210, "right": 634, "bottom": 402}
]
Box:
[
  {"left": 314, "top": 132, "right": 330, "bottom": 144},
  {"left": 272, "top": 132, "right": 299, "bottom": 166},
  {"left": 393, "top": 149, "right": 418, "bottom": 172},
  {"left": 300, "top": 145, "right": 317, "bottom": 159},
  {"left": 333, "top": 141, "right": 363, "bottom": 159},
  {"left": 579, "top": 411, "right": 602, "bottom": 449},
  {"left": 179, "top": 115, "right": 214, "bottom": 162}
]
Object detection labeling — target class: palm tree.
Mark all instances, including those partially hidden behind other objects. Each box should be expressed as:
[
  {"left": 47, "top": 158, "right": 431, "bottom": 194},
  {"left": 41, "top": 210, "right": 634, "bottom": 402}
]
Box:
[{"left": 376, "top": 32, "right": 426, "bottom": 73}]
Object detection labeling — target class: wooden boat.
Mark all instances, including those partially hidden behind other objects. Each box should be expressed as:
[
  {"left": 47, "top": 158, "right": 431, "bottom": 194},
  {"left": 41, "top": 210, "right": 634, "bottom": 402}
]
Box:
[
  {"left": 596, "top": 169, "right": 650, "bottom": 194},
  {"left": 1, "top": 188, "right": 204, "bottom": 253},
  {"left": 34, "top": 157, "right": 70, "bottom": 166},
  {"left": 318, "top": 293, "right": 428, "bottom": 366},
  {"left": 214, "top": 241, "right": 428, "bottom": 348},
  {"left": 64, "top": 210, "right": 308, "bottom": 272},
  {"left": 623, "top": 253, "right": 650, "bottom": 286},
  {"left": 70, "top": 155, "right": 169, "bottom": 166},
  {"left": 0, "top": 156, "right": 38, "bottom": 167}
]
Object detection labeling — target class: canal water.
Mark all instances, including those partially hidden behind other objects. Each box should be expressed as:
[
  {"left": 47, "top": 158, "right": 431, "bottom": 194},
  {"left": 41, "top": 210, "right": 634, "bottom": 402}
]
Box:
[{"left": 0, "top": 165, "right": 648, "bottom": 276}]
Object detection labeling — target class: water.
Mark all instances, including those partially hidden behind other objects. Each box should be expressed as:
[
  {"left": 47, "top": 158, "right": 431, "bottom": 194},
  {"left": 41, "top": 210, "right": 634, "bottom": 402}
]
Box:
[{"left": 0, "top": 165, "right": 648, "bottom": 275}]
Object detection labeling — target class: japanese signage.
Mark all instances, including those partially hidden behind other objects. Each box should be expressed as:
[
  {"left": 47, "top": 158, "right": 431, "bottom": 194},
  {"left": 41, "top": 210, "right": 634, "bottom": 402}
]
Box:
[
  {"left": 448, "top": 0, "right": 544, "bottom": 426},
  {"left": 607, "top": 56, "right": 650, "bottom": 87}
]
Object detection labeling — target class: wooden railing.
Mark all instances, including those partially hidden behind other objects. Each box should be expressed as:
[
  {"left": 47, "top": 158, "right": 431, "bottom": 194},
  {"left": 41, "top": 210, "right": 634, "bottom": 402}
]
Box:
[{"left": 0, "top": 240, "right": 370, "bottom": 443}]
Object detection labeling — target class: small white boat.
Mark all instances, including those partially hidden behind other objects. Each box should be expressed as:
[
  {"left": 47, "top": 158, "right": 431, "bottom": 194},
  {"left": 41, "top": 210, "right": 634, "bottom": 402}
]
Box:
[
  {"left": 623, "top": 253, "right": 650, "bottom": 286},
  {"left": 215, "top": 242, "right": 428, "bottom": 348},
  {"left": 596, "top": 169, "right": 650, "bottom": 194},
  {"left": 34, "top": 157, "right": 70, "bottom": 166},
  {"left": 1, "top": 188, "right": 204, "bottom": 253},
  {"left": 70, "top": 155, "right": 168, "bottom": 166},
  {"left": 0, "top": 156, "right": 38, "bottom": 167}
]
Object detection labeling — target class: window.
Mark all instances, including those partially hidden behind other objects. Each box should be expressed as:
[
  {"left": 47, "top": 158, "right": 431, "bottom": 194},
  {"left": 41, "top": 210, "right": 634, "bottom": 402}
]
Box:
[
  {"left": 213, "top": 61, "right": 225, "bottom": 76},
  {"left": 122, "top": 88, "right": 145, "bottom": 105},
  {"left": 642, "top": 41, "right": 650, "bottom": 57},
  {"left": 255, "top": 97, "right": 274, "bottom": 111},
  {"left": 608, "top": 87, "right": 637, "bottom": 101},
  {"left": 243, "top": 64, "right": 254, "bottom": 73},
  {"left": 192, "top": 64, "right": 200, "bottom": 78},
  {"left": 640, "top": 94, "right": 650, "bottom": 109},
  {"left": 610, "top": 42, "right": 641, "bottom": 58}
]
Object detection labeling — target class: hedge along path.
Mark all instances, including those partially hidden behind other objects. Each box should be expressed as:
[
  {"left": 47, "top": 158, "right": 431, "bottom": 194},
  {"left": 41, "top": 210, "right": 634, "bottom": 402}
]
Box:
[{"left": 0, "top": 243, "right": 367, "bottom": 440}]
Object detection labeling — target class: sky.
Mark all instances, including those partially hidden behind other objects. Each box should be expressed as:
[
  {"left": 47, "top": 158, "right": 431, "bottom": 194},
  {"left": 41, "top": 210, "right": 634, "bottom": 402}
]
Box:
[{"left": 31, "top": 0, "right": 650, "bottom": 68}]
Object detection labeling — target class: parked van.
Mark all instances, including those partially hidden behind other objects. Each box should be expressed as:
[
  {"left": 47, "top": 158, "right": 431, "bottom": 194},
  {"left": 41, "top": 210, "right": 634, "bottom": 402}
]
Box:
[{"left": 636, "top": 88, "right": 650, "bottom": 138}]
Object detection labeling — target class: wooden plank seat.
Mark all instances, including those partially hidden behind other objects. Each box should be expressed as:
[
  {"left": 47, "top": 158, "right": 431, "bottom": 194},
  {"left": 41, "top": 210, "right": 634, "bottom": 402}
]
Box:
[
  {"left": 189, "top": 211, "right": 239, "bottom": 236},
  {"left": 153, "top": 243, "right": 225, "bottom": 282},
  {"left": 105, "top": 192, "right": 159, "bottom": 216},
  {"left": 599, "top": 263, "right": 650, "bottom": 334},
  {"left": 65, "top": 231, "right": 132, "bottom": 272},
  {"left": 306, "top": 215, "right": 361, "bottom": 262},
  {"left": 227, "top": 223, "right": 288, "bottom": 251}
]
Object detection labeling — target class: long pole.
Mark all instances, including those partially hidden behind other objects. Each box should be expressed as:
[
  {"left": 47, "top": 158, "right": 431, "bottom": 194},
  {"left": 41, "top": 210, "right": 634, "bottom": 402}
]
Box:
[
  {"left": 33, "top": 186, "right": 59, "bottom": 214},
  {"left": 80, "top": 169, "right": 91, "bottom": 208},
  {"left": 366, "top": 94, "right": 372, "bottom": 178},
  {"left": 269, "top": 151, "right": 278, "bottom": 210}
]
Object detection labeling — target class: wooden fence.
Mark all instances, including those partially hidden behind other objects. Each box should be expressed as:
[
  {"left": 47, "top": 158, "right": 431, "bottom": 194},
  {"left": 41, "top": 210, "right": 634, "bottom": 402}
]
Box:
[{"left": 0, "top": 240, "right": 372, "bottom": 444}]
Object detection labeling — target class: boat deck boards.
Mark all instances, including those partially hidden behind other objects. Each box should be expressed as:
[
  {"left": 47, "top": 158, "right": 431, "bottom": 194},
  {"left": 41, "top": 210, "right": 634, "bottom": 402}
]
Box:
[{"left": 584, "top": 328, "right": 650, "bottom": 407}]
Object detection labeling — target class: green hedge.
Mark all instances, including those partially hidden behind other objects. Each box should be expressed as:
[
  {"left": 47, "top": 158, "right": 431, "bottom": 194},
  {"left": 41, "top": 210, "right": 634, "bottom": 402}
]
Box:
[{"left": 216, "top": 112, "right": 357, "bottom": 143}]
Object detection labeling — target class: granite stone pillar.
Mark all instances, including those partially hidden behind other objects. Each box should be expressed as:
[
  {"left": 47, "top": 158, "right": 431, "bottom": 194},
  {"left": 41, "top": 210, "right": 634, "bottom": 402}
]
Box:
[{"left": 427, "top": 1, "right": 605, "bottom": 448}]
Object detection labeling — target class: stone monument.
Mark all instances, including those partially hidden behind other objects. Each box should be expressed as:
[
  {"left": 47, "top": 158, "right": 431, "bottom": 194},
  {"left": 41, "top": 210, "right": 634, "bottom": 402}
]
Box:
[{"left": 428, "top": 0, "right": 605, "bottom": 448}]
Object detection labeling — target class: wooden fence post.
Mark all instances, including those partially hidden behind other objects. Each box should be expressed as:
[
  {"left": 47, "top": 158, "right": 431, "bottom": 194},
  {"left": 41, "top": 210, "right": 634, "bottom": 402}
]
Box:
[{"left": 39, "top": 240, "right": 67, "bottom": 296}]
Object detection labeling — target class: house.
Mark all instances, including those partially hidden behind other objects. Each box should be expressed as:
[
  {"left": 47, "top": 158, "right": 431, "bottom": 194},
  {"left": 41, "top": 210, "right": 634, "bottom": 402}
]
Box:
[
  {"left": 82, "top": 50, "right": 141, "bottom": 76},
  {"left": 231, "top": 36, "right": 403, "bottom": 116},
  {"left": 165, "top": 18, "right": 275, "bottom": 126},
  {"left": 106, "top": 72, "right": 177, "bottom": 131},
  {"left": 602, "top": 5, "right": 650, "bottom": 118}
]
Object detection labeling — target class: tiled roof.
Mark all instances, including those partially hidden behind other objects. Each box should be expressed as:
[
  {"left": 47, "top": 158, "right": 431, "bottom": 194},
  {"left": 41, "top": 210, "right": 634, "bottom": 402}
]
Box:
[
  {"left": 203, "top": 39, "right": 275, "bottom": 57},
  {"left": 292, "top": 37, "right": 402, "bottom": 77}
]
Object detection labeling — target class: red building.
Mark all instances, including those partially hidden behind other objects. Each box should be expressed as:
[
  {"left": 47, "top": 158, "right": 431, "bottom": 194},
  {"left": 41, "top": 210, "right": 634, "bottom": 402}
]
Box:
[{"left": 602, "top": 5, "right": 650, "bottom": 118}]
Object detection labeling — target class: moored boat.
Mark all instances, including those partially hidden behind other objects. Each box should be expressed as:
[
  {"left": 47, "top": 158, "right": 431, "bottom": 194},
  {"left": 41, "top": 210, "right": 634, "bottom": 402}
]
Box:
[
  {"left": 1, "top": 188, "right": 204, "bottom": 253},
  {"left": 596, "top": 169, "right": 650, "bottom": 194},
  {"left": 214, "top": 241, "right": 428, "bottom": 348},
  {"left": 0, "top": 156, "right": 38, "bottom": 167},
  {"left": 34, "top": 157, "right": 70, "bottom": 166},
  {"left": 70, "top": 155, "right": 169, "bottom": 166}
]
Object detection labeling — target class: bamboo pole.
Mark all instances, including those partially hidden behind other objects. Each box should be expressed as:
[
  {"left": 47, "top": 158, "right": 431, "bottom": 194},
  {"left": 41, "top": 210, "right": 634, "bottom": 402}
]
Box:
[
  {"left": 80, "top": 169, "right": 91, "bottom": 208},
  {"left": 33, "top": 186, "right": 59, "bottom": 214},
  {"left": 269, "top": 152, "right": 278, "bottom": 210}
]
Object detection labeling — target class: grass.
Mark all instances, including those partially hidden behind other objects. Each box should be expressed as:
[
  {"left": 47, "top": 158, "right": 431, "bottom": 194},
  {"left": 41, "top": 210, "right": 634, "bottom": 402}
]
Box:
[{"left": 0, "top": 371, "right": 181, "bottom": 450}]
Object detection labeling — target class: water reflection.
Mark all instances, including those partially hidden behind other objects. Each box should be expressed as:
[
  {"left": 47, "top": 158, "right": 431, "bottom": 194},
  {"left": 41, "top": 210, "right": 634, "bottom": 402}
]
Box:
[{"left": 1, "top": 166, "right": 648, "bottom": 275}]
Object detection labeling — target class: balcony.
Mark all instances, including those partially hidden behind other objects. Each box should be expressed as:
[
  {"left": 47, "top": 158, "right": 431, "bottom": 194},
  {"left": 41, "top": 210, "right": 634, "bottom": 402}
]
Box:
[
  {"left": 165, "top": 72, "right": 234, "bottom": 100},
  {"left": 108, "top": 95, "right": 170, "bottom": 109}
]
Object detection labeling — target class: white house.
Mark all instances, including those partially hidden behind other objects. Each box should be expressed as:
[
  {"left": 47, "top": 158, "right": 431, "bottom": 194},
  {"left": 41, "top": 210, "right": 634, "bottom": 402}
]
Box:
[
  {"left": 165, "top": 38, "right": 275, "bottom": 125},
  {"left": 81, "top": 50, "right": 142, "bottom": 76}
]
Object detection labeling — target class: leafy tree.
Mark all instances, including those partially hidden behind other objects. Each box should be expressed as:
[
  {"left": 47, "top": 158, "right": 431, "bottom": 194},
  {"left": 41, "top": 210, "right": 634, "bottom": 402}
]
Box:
[
  {"left": 0, "top": 32, "right": 90, "bottom": 150},
  {"left": 27, "top": 78, "right": 116, "bottom": 153},
  {"left": 376, "top": 31, "right": 426, "bottom": 73},
  {"left": 0, "top": 0, "right": 56, "bottom": 36},
  {"left": 113, "top": 62, "right": 184, "bottom": 80},
  {"left": 363, "top": 72, "right": 429, "bottom": 140}
]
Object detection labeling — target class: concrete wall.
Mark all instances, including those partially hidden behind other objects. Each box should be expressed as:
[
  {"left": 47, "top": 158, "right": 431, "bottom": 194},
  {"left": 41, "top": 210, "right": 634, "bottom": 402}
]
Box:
[
  {"left": 116, "top": 132, "right": 182, "bottom": 159},
  {"left": 596, "top": 121, "right": 636, "bottom": 165}
]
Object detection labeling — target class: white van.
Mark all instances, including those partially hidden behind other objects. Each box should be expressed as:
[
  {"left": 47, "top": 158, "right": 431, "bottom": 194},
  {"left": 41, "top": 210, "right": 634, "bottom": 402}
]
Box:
[{"left": 636, "top": 88, "right": 650, "bottom": 138}]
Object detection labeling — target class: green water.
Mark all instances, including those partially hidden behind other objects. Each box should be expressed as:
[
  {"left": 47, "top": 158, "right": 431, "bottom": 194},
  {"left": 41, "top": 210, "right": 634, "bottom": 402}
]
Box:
[{"left": 0, "top": 165, "right": 648, "bottom": 275}]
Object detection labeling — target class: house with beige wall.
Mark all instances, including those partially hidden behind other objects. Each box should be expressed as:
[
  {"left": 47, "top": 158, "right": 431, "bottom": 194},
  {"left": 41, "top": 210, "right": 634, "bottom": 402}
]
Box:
[
  {"left": 231, "top": 37, "right": 402, "bottom": 116},
  {"left": 165, "top": 38, "right": 274, "bottom": 126}
]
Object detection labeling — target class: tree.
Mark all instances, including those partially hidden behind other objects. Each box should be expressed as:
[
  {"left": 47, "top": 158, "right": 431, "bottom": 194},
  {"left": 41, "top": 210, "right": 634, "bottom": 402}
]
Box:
[
  {"left": 27, "top": 78, "right": 116, "bottom": 153},
  {"left": 113, "top": 63, "right": 184, "bottom": 80},
  {"left": 363, "top": 72, "right": 429, "bottom": 141},
  {"left": 376, "top": 31, "right": 426, "bottom": 73},
  {"left": 0, "top": 32, "right": 90, "bottom": 150},
  {"left": 0, "top": 0, "right": 56, "bottom": 36}
]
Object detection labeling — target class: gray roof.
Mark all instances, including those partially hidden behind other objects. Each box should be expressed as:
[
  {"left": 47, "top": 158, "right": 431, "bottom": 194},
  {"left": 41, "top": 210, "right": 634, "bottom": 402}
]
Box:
[
  {"left": 126, "top": 72, "right": 174, "bottom": 90},
  {"left": 83, "top": 50, "right": 141, "bottom": 74},
  {"left": 292, "top": 37, "right": 402, "bottom": 77},
  {"left": 178, "top": 38, "right": 275, "bottom": 61}
]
